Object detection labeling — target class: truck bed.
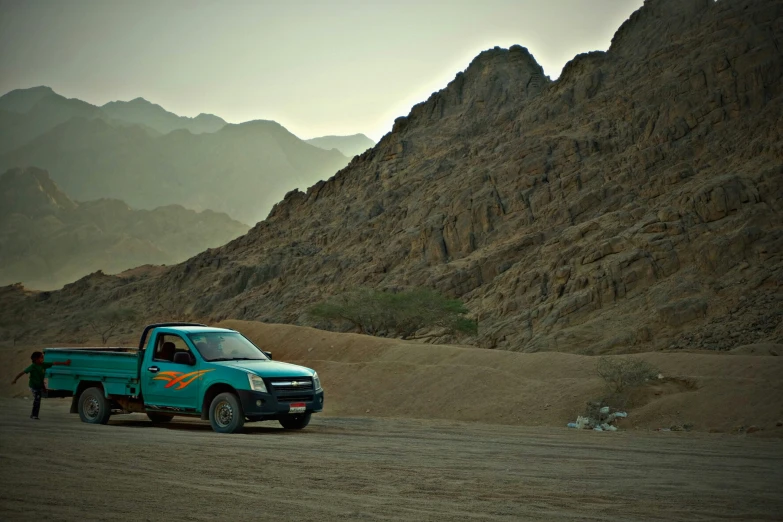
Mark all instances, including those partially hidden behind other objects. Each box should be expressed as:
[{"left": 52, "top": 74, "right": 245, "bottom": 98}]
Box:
[{"left": 45, "top": 347, "right": 142, "bottom": 397}]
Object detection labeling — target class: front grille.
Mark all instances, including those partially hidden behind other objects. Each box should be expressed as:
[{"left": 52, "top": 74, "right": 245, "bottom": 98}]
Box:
[
  {"left": 268, "top": 377, "right": 313, "bottom": 392},
  {"left": 277, "top": 394, "right": 314, "bottom": 403}
]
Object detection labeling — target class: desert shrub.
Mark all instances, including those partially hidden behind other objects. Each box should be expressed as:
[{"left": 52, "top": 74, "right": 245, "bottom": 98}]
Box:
[
  {"left": 307, "top": 287, "right": 477, "bottom": 339},
  {"left": 596, "top": 357, "right": 659, "bottom": 394}
]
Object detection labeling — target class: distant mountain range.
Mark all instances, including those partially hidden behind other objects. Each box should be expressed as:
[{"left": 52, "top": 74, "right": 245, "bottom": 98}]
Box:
[
  {"left": 0, "top": 86, "right": 375, "bottom": 223},
  {"left": 306, "top": 134, "right": 376, "bottom": 158},
  {"left": 0, "top": 167, "right": 249, "bottom": 290}
]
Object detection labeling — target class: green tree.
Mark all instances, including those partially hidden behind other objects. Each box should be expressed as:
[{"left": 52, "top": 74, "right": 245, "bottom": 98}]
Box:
[{"left": 308, "top": 288, "right": 477, "bottom": 339}]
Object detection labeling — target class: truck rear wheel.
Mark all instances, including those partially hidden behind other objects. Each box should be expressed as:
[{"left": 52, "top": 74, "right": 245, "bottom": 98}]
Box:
[
  {"left": 209, "top": 392, "right": 245, "bottom": 434},
  {"left": 279, "top": 413, "right": 311, "bottom": 430},
  {"left": 78, "top": 387, "right": 111, "bottom": 425},
  {"left": 147, "top": 412, "right": 174, "bottom": 424}
]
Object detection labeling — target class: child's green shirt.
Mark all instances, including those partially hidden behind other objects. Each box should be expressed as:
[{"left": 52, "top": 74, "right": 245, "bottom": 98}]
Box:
[{"left": 23, "top": 362, "right": 53, "bottom": 388}]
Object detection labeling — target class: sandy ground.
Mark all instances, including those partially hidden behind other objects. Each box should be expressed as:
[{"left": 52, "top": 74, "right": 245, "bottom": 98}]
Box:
[
  {"left": 2, "top": 322, "right": 783, "bottom": 520},
  {"left": 1, "top": 399, "right": 782, "bottom": 521}
]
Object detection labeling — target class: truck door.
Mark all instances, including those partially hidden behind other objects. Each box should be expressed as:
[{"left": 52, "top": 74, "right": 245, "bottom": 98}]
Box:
[{"left": 143, "top": 333, "right": 203, "bottom": 412}]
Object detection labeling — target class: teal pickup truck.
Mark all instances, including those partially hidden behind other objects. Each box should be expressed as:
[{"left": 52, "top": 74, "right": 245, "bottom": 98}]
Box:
[{"left": 44, "top": 323, "right": 324, "bottom": 433}]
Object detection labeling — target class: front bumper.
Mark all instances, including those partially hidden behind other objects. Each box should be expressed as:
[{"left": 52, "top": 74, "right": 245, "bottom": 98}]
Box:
[{"left": 237, "top": 389, "right": 324, "bottom": 421}]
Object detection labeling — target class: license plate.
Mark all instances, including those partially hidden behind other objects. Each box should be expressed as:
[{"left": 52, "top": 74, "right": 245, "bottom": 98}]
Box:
[{"left": 289, "top": 402, "right": 306, "bottom": 413}]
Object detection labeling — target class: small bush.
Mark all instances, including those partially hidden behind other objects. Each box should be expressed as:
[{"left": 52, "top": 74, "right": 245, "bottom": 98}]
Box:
[
  {"left": 307, "top": 287, "right": 477, "bottom": 339},
  {"left": 596, "top": 357, "right": 659, "bottom": 395}
]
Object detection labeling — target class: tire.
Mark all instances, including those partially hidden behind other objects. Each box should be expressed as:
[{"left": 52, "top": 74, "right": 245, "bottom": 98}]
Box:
[
  {"left": 279, "top": 412, "right": 311, "bottom": 430},
  {"left": 146, "top": 412, "right": 174, "bottom": 424},
  {"left": 209, "top": 392, "right": 245, "bottom": 434},
  {"left": 77, "top": 387, "right": 111, "bottom": 425}
]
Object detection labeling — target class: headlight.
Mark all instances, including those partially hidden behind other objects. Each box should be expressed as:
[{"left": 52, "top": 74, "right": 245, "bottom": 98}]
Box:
[
  {"left": 247, "top": 373, "right": 267, "bottom": 392},
  {"left": 312, "top": 371, "right": 322, "bottom": 391}
]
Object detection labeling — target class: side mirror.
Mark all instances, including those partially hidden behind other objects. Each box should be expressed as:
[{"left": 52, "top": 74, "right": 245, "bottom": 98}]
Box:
[{"left": 263, "top": 351, "right": 273, "bottom": 360}]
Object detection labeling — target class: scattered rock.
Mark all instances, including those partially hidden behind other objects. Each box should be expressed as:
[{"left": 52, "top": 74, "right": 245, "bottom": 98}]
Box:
[{"left": 568, "top": 404, "right": 627, "bottom": 431}]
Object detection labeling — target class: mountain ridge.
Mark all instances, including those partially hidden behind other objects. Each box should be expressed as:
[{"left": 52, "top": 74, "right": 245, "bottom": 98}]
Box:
[
  {"left": 1, "top": 85, "right": 378, "bottom": 145},
  {"left": 101, "top": 97, "right": 227, "bottom": 135},
  {"left": 0, "top": 85, "right": 56, "bottom": 114}
]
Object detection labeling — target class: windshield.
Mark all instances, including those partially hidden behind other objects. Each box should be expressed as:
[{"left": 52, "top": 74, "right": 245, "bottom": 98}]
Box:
[{"left": 188, "top": 332, "right": 269, "bottom": 362}]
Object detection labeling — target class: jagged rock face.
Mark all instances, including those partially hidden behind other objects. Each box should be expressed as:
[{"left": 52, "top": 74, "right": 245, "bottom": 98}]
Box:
[{"left": 3, "top": 0, "right": 782, "bottom": 353}]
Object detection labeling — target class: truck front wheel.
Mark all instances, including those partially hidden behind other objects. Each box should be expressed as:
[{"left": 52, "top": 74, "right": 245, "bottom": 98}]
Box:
[
  {"left": 209, "top": 392, "right": 245, "bottom": 434},
  {"left": 78, "top": 387, "right": 111, "bottom": 425},
  {"left": 279, "top": 413, "right": 311, "bottom": 430}
]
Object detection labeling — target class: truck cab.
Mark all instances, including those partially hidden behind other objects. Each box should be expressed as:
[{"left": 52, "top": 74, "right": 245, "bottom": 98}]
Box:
[{"left": 45, "top": 323, "right": 324, "bottom": 433}]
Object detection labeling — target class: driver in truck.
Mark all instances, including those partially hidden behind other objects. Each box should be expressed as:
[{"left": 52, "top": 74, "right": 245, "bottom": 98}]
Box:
[{"left": 195, "top": 337, "right": 221, "bottom": 360}]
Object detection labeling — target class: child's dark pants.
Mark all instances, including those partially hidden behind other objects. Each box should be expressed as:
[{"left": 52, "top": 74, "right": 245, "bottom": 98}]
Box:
[{"left": 30, "top": 387, "right": 43, "bottom": 418}]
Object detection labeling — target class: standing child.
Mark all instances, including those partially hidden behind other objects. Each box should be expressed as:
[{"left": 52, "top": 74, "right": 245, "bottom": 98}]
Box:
[{"left": 11, "top": 351, "right": 71, "bottom": 420}]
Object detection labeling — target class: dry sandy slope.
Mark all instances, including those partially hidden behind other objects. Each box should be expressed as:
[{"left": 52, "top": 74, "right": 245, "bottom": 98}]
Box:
[
  {"left": 219, "top": 320, "right": 783, "bottom": 435},
  {"left": 2, "top": 320, "right": 782, "bottom": 435}
]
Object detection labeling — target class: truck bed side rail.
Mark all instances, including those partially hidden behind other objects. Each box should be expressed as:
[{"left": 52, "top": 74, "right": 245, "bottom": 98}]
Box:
[{"left": 47, "top": 347, "right": 137, "bottom": 353}]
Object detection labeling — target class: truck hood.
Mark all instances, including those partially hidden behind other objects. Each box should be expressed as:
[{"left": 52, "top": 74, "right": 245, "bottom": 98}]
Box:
[{"left": 210, "top": 359, "right": 314, "bottom": 378}]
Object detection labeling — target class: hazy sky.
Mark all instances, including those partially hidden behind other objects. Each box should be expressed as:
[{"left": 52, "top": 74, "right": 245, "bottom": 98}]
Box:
[{"left": 0, "top": 0, "right": 643, "bottom": 142}]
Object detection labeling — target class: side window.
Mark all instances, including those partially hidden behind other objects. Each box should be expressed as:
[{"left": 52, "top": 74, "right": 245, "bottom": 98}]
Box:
[{"left": 153, "top": 334, "right": 191, "bottom": 363}]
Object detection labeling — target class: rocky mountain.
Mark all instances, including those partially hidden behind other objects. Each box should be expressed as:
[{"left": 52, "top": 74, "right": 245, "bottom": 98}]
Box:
[
  {"left": 1, "top": 0, "right": 781, "bottom": 354},
  {"left": 101, "top": 97, "right": 226, "bottom": 135},
  {"left": 0, "top": 117, "right": 350, "bottom": 224},
  {"left": 0, "top": 167, "right": 249, "bottom": 290},
  {"left": 306, "top": 134, "right": 376, "bottom": 158}
]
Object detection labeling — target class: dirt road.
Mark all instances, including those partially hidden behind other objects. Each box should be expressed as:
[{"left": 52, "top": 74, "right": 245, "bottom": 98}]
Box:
[{"left": 1, "top": 399, "right": 781, "bottom": 521}]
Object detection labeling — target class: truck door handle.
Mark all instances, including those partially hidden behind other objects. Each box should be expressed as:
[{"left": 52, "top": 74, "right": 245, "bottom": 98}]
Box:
[{"left": 147, "top": 366, "right": 160, "bottom": 373}]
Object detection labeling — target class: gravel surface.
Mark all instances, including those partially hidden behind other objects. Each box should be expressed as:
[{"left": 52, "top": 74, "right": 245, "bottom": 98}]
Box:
[{"left": 1, "top": 398, "right": 782, "bottom": 521}]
